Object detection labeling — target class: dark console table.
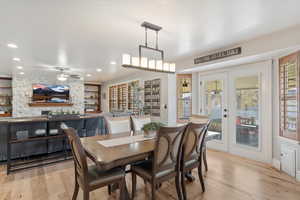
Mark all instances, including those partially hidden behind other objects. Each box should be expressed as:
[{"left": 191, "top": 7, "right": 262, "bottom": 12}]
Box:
[{"left": 0, "top": 114, "right": 105, "bottom": 174}]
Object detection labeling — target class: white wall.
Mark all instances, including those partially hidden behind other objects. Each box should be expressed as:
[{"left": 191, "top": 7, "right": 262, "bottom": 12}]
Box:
[
  {"left": 176, "top": 25, "right": 300, "bottom": 71},
  {"left": 12, "top": 71, "right": 84, "bottom": 117},
  {"left": 191, "top": 73, "right": 199, "bottom": 114}
]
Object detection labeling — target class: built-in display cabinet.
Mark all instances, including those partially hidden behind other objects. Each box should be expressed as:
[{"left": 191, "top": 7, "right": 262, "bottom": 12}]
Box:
[
  {"left": 108, "top": 80, "right": 140, "bottom": 113},
  {"left": 0, "top": 77, "right": 12, "bottom": 117},
  {"left": 144, "top": 78, "right": 161, "bottom": 117},
  {"left": 279, "top": 52, "right": 300, "bottom": 141},
  {"left": 84, "top": 84, "right": 101, "bottom": 113}
]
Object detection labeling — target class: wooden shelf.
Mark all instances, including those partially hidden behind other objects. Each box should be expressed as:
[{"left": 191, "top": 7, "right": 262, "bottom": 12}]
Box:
[
  {"left": 84, "top": 90, "right": 99, "bottom": 93},
  {"left": 0, "top": 77, "right": 13, "bottom": 118},
  {"left": 84, "top": 84, "right": 101, "bottom": 114},
  {"left": 28, "top": 103, "right": 73, "bottom": 107},
  {"left": 85, "top": 111, "right": 101, "bottom": 114},
  {"left": 0, "top": 113, "right": 12, "bottom": 117},
  {"left": 0, "top": 104, "right": 12, "bottom": 107}
]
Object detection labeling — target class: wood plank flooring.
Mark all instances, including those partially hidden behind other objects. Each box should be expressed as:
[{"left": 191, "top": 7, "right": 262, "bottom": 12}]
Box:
[{"left": 1, "top": 150, "right": 300, "bottom": 200}]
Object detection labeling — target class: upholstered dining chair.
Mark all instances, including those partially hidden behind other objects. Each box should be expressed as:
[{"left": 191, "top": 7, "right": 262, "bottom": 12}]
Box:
[
  {"left": 131, "top": 115, "right": 151, "bottom": 132},
  {"left": 61, "top": 124, "right": 126, "bottom": 200},
  {"left": 131, "top": 124, "right": 187, "bottom": 200},
  {"left": 180, "top": 121, "right": 210, "bottom": 199},
  {"left": 105, "top": 116, "right": 131, "bottom": 134},
  {"left": 190, "top": 114, "right": 210, "bottom": 172}
]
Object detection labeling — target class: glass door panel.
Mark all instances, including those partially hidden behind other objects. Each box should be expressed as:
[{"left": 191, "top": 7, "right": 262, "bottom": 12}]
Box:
[
  {"left": 235, "top": 76, "right": 259, "bottom": 148},
  {"left": 203, "top": 80, "right": 223, "bottom": 140},
  {"left": 177, "top": 75, "right": 192, "bottom": 120}
]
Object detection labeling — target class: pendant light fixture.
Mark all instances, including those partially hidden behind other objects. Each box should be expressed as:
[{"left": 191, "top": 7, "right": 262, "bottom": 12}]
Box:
[
  {"left": 182, "top": 79, "right": 189, "bottom": 88},
  {"left": 122, "top": 22, "right": 176, "bottom": 74}
]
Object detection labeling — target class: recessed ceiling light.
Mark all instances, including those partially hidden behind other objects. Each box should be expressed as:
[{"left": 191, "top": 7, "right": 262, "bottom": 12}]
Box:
[
  {"left": 13, "top": 57, "right": 21, "bottom": 62},
  {"left": 16, "top": 66, "right": 23, "bottom": 70},
  {"left": 19, "top": 72, "right": 24, "bottom": 75},
  {"left": 7, "top": 43, "right": 18, "bottom": 49},
  {"left": 110, "top": 61, "right": 116, "bottom": 65},
  {"left": 96, "top": 68, "right": 102, "bottom": 72},
  {"left": 86, "top": 74, "right": 92, "bottom": 77}
]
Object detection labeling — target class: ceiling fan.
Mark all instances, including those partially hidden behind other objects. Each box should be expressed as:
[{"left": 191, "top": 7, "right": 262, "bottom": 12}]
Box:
[
  {"left": 33, "top": 64, "right": 83, "bottom": 81},
  {"left": 55, "top": 67, "right": 82, "bottom": 81}
]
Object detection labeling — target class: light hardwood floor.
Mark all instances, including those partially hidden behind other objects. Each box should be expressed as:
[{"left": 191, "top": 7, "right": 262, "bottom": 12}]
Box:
[{"left": 1, "top": 150, "right": 300, "bottom": 200}]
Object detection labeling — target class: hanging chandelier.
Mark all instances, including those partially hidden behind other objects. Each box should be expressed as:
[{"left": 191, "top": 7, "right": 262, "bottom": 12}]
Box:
[{"left": 122, "top": 22, "right": 176, "bottom": 74}]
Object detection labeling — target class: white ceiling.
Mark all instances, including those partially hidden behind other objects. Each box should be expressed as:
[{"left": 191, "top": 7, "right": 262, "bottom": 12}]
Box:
[{"left": 1, "top": 0, "right": 300, "bottom": 82}]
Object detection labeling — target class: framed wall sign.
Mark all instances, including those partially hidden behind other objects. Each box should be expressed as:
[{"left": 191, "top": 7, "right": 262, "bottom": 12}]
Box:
[{"left": 194, "top": 47, "right": 242, "bottom": 64}]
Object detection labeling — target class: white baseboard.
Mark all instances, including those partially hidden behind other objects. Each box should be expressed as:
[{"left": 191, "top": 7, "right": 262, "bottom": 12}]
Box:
[
  {"left": 296, "top": 171, "right": 300, "bottom": 182},
  {"left": 272, "top": 158, "right": 281, "bottom": 170}
]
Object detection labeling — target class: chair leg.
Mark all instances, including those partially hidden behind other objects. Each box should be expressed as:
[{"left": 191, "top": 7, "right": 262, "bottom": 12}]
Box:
[
  {"left": 181, "top": 171, "right": 187, "bottom": 200},
  {"left": 119, "top": 178, "right": 126, "bottom": 200},
  {"left": 151, "top": 181, "right": 156, "bottom": 200},
  {"left": 203, "top": 148, "right": 208, "bottom": 172},
  {"left": 72, "top": 179, "right": 79, "bottom": 200},
  {"left": 175, "top": 175, "right": 183, "bottom": 200},
  {"left": 198, "top": 154, "right": 205, "bottom": 192},
  {"left": 83, "top": 190, "right": 89, "bottom": 200},
  {"left": 108, "top": 184, "right": 112, "bottom": 195},
  {"left": 132, "top": 173, "right": 137, "bottom": 199}
]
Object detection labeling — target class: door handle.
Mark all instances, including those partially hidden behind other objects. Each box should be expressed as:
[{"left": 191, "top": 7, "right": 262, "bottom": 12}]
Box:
[{"left": 223, "top": 114, "right": 227, "bottom": 118}]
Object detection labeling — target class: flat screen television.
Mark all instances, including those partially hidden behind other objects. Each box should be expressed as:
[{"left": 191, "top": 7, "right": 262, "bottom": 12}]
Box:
[{"left": 32, "top": 84, "right": 70, "bottom": 103}]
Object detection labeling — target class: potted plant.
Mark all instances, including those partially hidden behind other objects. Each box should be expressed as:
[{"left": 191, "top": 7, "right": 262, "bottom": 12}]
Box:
[{"left": 142, "top": 122, "right": 164, "bottom": 138}]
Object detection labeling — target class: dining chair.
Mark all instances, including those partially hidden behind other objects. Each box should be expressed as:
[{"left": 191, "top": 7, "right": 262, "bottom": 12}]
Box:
[
  {"left": 180, "top": 121, "right": 210, "bottom": 199},
  {"left": 190, "top": 114, "right": 209, "bottom": 172},
  {"left": 62, "top": 125, "right": 126, "bottom": 200},
  {"left": 105, "top": 116, "right": 131, "bottom": 134},
  {"left": 131, "top": 115, "right": 151, "bottom": 132},
  {"left": 131, "top": 124, "right": 187, "bottom": 200}
]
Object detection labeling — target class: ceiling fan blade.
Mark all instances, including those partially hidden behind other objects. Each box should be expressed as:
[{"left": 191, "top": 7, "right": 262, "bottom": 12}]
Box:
[{"left": 69, "top": 74, "right": 81, "bottom": 79}]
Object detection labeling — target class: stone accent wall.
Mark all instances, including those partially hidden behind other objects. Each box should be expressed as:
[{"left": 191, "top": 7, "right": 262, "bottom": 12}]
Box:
[{"left": 12, "top": 72, "right": 84, "bottom": 117}]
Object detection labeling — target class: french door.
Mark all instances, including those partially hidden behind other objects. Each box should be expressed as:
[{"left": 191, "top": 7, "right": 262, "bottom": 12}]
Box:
[
  {"left": 200, "top": 73, "right": 228, "bottom": 152},
  {"left": 200, "top": 62, "right": 272, "bottom": 163}
]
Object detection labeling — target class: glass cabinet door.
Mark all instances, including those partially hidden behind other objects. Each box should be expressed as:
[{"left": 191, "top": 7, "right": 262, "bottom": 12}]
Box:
[{"left": 279, "top": 52, "right": 299, "bottom": 141}]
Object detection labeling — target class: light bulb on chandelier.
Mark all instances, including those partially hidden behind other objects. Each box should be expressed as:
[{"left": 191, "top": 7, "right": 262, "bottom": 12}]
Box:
[{"left": 122, "top": 54, "right": 176, "bottom": 73}]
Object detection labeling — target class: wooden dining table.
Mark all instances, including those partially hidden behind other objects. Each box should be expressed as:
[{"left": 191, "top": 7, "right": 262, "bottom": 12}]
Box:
[
  {"left": 81, "top": 131, "right": 155, "bottom": 171},
  {"left": 80, "top": 130, "right": 220, "bottom": 199},
  {"left": 81, "top": 130, "right": 220, "bottom": 170}
]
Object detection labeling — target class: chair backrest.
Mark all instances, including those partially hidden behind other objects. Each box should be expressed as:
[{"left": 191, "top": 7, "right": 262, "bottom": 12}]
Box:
[
  {"left": 182, "top": 121, "right": 211, "bottom": 164},
  {"left": 131, "top": 115, "right": 151, "bottom": 132},
  {"left": 152, "top": 124, "right": 187, "bottom": 174},
  {"left": 62, "top": 124, "right": 88, "bottom": 183},
  {"left": 105, "top": 116, "right": 131, "bottom": 134}
]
